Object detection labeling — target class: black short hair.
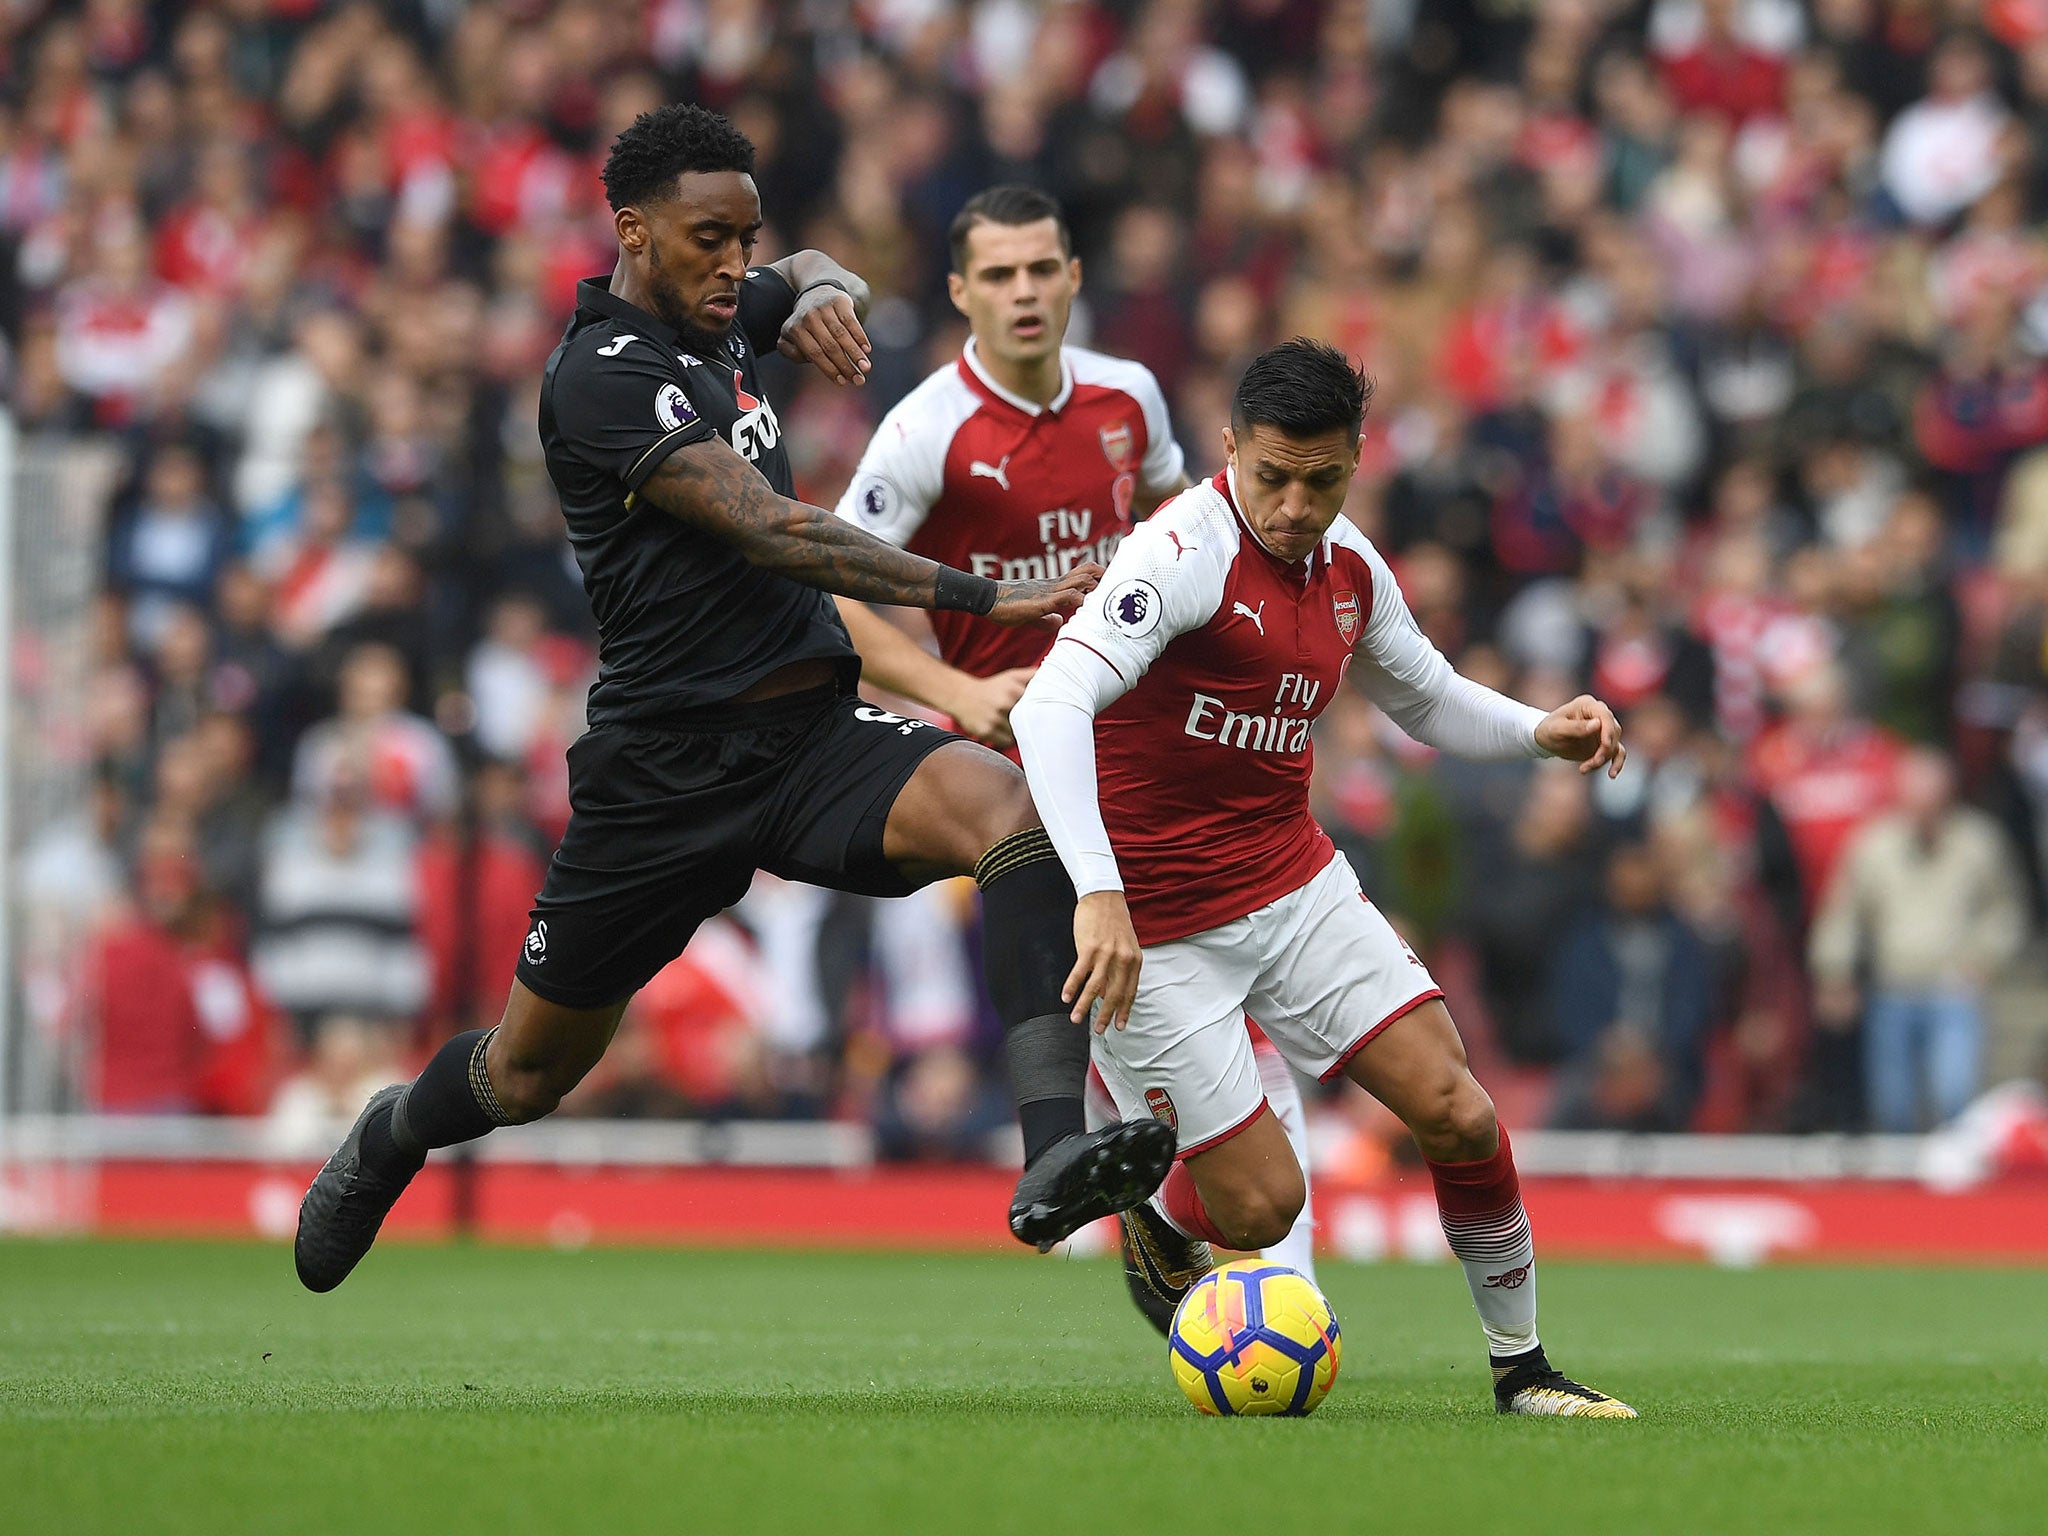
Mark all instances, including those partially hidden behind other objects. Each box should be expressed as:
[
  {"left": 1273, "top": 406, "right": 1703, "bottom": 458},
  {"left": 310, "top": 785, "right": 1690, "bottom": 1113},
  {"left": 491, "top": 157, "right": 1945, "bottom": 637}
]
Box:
[
  {"left": 949, "top": 185, "right": 1072, "bottom": 272},
  {"left": 601, "top": 104, "right": 755, "bottom": 212},
  {"left": 1231, "top": 339, "right": 1374, "bottom": 441}
]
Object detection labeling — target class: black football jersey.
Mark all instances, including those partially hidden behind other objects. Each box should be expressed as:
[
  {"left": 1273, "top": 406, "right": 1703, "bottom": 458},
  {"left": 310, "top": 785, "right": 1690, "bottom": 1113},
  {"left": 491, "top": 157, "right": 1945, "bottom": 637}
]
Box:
[{"left": 540, "top": 271, "right": 856, "bottom": 722}]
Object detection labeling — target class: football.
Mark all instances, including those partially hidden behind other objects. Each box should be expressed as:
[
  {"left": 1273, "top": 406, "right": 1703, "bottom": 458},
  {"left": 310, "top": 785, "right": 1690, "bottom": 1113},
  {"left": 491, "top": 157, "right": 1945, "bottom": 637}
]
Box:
[{"left": 1167, "top": 1260, "right": 1342, "bottom": 1416}]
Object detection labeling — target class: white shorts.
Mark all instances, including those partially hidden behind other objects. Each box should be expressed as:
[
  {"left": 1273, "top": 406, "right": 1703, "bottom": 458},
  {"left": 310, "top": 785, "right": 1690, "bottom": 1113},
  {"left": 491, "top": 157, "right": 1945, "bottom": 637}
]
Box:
[{"left": 1092, "top": 852, "right": 1442, "bottom": 1157}]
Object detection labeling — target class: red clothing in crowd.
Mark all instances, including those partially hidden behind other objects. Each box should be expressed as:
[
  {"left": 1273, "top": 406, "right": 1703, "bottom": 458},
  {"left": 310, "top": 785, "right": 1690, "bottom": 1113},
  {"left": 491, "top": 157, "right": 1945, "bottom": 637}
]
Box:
[
  {"left": 415, "top": 829, "right": 548, "bottom": 1034},
  {"left": 1660, "top": 42, "right": 1787, "bottom": 125},
  {"left": 90, "top": 918, "right": 276, "bottom": 1114},
  {"left": 1747, "top": 720, "right": 1905, "bottom": 911}
]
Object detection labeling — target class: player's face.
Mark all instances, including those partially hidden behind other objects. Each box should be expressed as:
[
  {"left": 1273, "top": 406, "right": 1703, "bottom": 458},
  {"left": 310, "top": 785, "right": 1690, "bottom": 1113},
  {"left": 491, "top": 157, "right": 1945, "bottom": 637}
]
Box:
[
  {"left": 616, "top": 170, "right": 762, "bottom": 353},
  {"left": 1223, "top": 423, "right": 1362, "bottom": 565},
  {"left": 948, "top": 218, "right": 1080, "bottom": 367}
]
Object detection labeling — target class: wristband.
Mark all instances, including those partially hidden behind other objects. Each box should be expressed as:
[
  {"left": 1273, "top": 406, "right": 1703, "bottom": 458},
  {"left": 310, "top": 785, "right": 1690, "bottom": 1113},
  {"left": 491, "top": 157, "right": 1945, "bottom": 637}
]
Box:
[
  {"left": 795, "top": 278, "right": 851, "bottom": 305},
  {"left": 935, "top": 565, "right": 999, "bottom": 616}
]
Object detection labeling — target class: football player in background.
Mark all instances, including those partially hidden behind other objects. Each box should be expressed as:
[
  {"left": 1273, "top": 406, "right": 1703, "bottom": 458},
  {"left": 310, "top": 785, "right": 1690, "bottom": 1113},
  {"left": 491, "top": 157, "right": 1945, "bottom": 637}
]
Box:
[
  {"left": 1013, "top": 340, "right": 1638, "bottom": 1417},
  {"left": 834, "top": 186, "right": 1323, "bottom": 1327}
]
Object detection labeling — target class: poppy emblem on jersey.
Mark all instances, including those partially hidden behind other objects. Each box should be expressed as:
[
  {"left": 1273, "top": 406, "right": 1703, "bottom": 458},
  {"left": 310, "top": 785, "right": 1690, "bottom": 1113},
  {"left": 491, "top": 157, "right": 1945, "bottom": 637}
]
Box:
[
  {"left": 1144, "top": 1086, "right": 1177, "bottom": 1131},
  {"left": 655, "top": 384, "right": 697, "bottom": 433},
  {"left": 1333, "top": 589, "right": 1361, "bottom": 646},
  {"left": 1106, "top": 578, "right": 1162, "bottom": 638},
  {"left": 1099, "top": 420, "right": 1135, "bottom": 471}
]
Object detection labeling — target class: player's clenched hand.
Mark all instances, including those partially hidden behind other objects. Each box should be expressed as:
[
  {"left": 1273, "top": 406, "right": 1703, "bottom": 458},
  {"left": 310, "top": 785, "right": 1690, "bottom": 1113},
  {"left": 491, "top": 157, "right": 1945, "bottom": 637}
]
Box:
[
  {"left": 943, "top": 666, "right": 1036, "bottom": 750},
  {"left": 988, "top": 563, "right": 1102, "bottom": 629},
  {"left": 1066, "top": 891, "right": 1142, "bottom": 1032},
  {"left": 1536, "top": 694, "right": 1627, "bottom": 778},
  {"left": 778, "top": 288, "right": 872, "bottom": 386}
]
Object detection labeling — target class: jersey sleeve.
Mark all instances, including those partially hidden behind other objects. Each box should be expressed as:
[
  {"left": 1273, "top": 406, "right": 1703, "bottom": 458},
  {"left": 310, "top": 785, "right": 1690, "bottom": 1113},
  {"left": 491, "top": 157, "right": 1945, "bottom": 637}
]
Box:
[
  {"left": 548, "top": 338, "right": 715, "bottom": 492},
  {"left": 1051, "top": 509, "right": 1226, "bottom": 691},
  {"left": 833, "top": 402, "right": 947, "bottom": 548},
  {"left": 1349, "top": 536, "right": 1549, "bottom": 761},
  {"left": 738, "top": 266, "right": 798, "bottom": 354},
  {"left": 1130, "top": 364, "right": 1186, "bottom": 492}
]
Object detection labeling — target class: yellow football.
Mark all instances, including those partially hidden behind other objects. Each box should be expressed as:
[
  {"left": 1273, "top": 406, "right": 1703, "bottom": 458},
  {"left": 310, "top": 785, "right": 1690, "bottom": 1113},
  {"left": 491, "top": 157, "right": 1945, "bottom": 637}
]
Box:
[{"left": 1167, "top": 1260, "right": 1341, "bottom": 1416}]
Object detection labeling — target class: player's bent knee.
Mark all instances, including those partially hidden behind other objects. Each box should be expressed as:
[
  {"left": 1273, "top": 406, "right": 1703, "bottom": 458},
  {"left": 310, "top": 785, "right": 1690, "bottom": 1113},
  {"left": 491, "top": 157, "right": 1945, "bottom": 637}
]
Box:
[
  {"left": 1412, "top": 1075, "right": 1498, "bottom": 1161},
  {"left": 1204, "top": 1168, "right": 1306, "bottom": 1252}
]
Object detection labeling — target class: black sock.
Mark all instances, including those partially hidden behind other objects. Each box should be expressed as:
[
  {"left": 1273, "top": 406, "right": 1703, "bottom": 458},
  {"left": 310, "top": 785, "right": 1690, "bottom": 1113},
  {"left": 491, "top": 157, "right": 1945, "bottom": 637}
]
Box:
[
  {"left": 979, "top": 827, "right": 1089, "bottom": 1165},
  {"left": 369, "top": 1028, "right": 512, "bottom": 1172}
]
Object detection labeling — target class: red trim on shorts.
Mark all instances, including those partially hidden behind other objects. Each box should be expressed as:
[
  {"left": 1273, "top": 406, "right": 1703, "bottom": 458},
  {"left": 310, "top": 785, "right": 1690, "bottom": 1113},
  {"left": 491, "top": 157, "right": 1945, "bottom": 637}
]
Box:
[
  {"left": 1175, "top": 1096, "right": 1271, "bottom": 1161},
  {"left": 1317, "top": 989, "right": 1444, "bottom": 1083}
]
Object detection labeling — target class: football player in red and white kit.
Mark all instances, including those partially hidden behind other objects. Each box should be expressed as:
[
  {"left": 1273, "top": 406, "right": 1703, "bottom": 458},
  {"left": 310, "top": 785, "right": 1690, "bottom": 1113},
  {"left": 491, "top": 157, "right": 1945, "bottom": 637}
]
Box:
[
  {"left": 1012, "top": 341, "right": 1638, "bottom": 1418},
  {"left": 833, "top": 187, "right": 1324, "bottom": 1311}
]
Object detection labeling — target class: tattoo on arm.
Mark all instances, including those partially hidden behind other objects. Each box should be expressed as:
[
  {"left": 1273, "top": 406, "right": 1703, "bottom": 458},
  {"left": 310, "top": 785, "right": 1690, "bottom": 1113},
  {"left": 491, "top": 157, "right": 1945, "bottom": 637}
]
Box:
[{"left": 637, "top": 436, "right": 944, "bottom": 607}]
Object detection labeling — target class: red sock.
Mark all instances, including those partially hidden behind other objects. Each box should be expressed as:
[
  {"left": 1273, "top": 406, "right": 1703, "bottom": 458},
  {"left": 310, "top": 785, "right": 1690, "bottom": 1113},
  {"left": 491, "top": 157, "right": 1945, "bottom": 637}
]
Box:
[
  {"left": 1157, "top": 1161, "right": 1232, "bottom": 1247},
  {"left": 1423, "top": 1126, "right": 1522, "bottom": 1223}
]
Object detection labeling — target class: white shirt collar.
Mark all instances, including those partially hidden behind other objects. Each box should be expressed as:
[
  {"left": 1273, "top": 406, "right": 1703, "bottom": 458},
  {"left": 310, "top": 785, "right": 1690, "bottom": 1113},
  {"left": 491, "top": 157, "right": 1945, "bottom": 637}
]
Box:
[{"left": 963, "top": 336, "right": 1073, "bottom": 416}]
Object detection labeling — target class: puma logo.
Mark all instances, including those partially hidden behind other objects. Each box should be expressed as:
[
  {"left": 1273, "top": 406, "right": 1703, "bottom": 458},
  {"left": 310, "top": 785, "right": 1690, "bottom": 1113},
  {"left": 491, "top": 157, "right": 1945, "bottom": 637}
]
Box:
[
  {"left": 1232, "top": 600, "right": 1267, "bottom": 636},
  {"left": 1165, "top": 530, "right": 1196, "bottom": 560},
  {"left": 597, "top": 334, "right": 637, "bottom": 357},
  {"left": 969, "top": 455, "right": 1011, "bottom": 491}
]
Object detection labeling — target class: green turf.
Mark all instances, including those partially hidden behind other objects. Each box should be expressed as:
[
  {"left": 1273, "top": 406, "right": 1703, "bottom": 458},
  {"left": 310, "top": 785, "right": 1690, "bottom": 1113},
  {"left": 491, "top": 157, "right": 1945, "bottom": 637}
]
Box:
[{"left": 3, "top": 1241, "right": 2045, "bottom": 1535}]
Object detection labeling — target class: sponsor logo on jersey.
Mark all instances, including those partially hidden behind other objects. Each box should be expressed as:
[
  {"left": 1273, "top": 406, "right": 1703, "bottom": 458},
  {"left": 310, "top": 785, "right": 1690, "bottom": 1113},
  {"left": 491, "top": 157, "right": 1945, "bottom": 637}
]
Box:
[
  {"left": 1106, "top": 577, "right": 1163, "bottom": 638},
  {"left": 1164, "top": 530, "right": 1196, "bottom": 560},
  {"left": 1099, "top": 419, "right": 1135, "bottom": 471},
  {"left": 1334, "top": 589, "right": 1361, "bottom": 646},
  {"left": 1482, "top": 1264, "right": 1530, "bottom": 1290},
  {"left": 523, "top": 920, "right": 548, "bottom": 965},
  {"left": 967, "top": 528, "right": 1120, "bottom": 582},
  {"left": 1143, "top": 1086, "right": 1177, "bottom": 1131},
  {"left": 1232, "top": 599, "right": 1267, "bottom": 636},
  {"left": 1183, "top": 673, "right": 1324, "bottom": 755},
  {"left": 728, "top": 368, "right": 782, "bottom": 461},
  {"left": 655, "top": 384, "right": 697, "bottom": 432},
  {"left": 969, "top": 455, "right": 1011, "bottom": 491},
  {"left": 598, "top": 333, "right": 637, "bottom": 357}
]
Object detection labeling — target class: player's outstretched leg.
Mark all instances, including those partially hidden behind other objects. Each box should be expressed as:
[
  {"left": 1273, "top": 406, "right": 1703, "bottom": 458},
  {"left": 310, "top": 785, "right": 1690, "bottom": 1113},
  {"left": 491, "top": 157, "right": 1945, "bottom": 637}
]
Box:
[
  {"left": 982, "top": 823, "right": 1173, "bottom": 1245},
  {"left": 883, "top": 743, "right": 1173, "bottom": 1247},
  {"left": 295, "top": 990, "right": 622, "bottom": 1292},
  {"left": 1346, "top": 1000, "right": 1636, "bottom": 1418}
]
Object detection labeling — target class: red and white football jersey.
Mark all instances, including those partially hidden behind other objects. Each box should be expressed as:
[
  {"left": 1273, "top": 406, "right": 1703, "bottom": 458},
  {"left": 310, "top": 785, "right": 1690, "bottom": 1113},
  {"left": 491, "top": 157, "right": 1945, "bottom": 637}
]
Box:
[
  {"left": 833, "top": 338, "right": 1184, "bottom": 678},
  {"left": 1019, "top": 469, "right": 1546, "bottom": 946}
]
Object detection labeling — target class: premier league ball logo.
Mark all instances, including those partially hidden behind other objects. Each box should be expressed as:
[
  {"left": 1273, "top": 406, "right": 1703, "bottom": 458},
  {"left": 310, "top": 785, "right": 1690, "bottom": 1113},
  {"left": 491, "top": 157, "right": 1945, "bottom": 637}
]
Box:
[
  {"left": 1106, "top": 578, "right": 1163, "bottom": 638},
  {"left": 861, "top": 482, "right": 891, "bottom": 522}
]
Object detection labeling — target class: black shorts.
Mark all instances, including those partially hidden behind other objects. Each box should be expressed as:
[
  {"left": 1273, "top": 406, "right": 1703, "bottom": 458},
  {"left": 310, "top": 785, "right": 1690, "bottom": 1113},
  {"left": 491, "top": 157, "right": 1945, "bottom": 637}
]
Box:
[{"left": 515, "top": 685, "right": 959, "bottom": 1009}]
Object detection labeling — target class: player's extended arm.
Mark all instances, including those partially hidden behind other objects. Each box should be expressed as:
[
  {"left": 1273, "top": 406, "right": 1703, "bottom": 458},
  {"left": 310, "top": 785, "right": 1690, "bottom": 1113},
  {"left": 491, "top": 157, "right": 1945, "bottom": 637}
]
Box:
[
  {"left": 831, "top": 597, "right": 1034, "bottom": 748},
  {"left": 1353, "top": 556, "right": 1625, "bottom": 773},
  {"left": 638, "top": 435, "right": 1098, "bottom": 624}
]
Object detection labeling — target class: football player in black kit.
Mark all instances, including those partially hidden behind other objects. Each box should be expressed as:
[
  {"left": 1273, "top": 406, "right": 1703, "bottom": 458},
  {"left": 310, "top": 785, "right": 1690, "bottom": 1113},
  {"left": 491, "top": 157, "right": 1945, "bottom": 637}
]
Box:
[{"left": 295, "top": 105, "right": 1176, "bottom": 1292}]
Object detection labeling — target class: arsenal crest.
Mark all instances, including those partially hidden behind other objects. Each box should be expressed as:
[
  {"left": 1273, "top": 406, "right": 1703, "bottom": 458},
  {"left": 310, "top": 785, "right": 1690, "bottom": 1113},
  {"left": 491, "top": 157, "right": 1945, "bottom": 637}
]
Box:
[
  {"left": 1144, "top": 1086, "right": 1178, "bottom": 1131},
  {"left": 1099, "top": 419, "right": 1135, "bottom": 470},
  {"left": 1334, "top": 589, "right": 1361, "bottom": 645}
]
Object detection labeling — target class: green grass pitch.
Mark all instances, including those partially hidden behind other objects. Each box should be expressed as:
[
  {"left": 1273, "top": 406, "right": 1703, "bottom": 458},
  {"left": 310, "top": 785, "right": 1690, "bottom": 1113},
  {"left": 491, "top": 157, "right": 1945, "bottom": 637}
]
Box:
[{"left": 3, "top": 1240, "right": 2045, "bottom": 1535}]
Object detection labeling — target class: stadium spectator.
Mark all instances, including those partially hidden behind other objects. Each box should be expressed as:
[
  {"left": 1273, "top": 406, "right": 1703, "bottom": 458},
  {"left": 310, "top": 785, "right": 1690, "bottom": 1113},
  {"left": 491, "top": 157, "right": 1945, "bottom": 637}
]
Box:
[
  {"left": 1547, "top": 841, "right": 1717, "bottom": 1131},
  {"left": 1810, "top": 747, "right": 2028, "bottom": 1130}
]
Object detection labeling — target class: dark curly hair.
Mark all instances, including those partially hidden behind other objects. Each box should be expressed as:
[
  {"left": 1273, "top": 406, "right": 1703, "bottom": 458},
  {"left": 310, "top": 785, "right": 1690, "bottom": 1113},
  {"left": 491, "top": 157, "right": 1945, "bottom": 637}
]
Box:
[{"left": 600, "top": 104, "right": 756, "bottom": 213}]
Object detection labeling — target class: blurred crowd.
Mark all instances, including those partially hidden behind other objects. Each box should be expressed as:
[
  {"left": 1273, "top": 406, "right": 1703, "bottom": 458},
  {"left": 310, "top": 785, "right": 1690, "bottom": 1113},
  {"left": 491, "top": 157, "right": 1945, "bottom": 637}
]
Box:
[{"left": 11, "top": 0, "right": 2048, "bottom": 1161}]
